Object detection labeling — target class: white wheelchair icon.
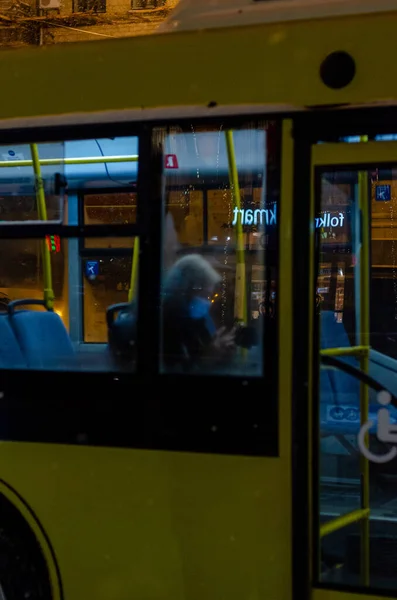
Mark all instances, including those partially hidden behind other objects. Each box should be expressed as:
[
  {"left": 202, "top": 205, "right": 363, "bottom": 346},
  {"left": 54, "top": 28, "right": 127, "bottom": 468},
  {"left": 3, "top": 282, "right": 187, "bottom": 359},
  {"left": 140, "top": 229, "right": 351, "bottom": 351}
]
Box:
[{"left": 358, "top": 390, "right": 397, "bottom": 463}]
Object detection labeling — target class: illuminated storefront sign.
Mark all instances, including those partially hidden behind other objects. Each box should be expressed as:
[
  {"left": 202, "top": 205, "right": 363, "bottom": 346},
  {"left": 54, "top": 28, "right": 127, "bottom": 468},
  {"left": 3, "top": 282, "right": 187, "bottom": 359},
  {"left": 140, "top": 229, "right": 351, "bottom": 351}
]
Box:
[{"left": 231, "top": 206, "right": 345, "bottom": 229}]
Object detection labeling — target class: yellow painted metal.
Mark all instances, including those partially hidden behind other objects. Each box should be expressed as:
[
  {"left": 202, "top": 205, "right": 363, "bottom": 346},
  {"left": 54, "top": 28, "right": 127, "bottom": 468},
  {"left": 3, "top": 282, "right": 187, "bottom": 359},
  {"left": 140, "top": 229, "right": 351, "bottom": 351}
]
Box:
[
  {"left": 0, "top": 441, "right": 293, "bottom": 600},
  {"left": 225, "top": 129, "right": 247, "bottom": 324},
  {"left": 30, "top": 143, "right": 54, "bottom": 310},
  {"left": 128, "top": 237, "right": 139, "bottom": 303},
  {"left": 1, "top": 11, "right": 397, "bottom": 121},
  {"left": 0, "top": 156, "right": 138, "bottom": 168},
  {"left": 312, "top": 141, "right": 397, "bottom": 167},
  {"left": 320, "top": 345, "right": 370, "bottom": 357},
  {"left": 320, "top": 508, "right": 370, "bottom": 538},
  {"left": 358, "top": 160, "right": 371, "bottom": 586},
  {"left": 272, "top": 117, "right": 293, "bottom": 592},
  {"left": 313, "top": 586, "right": 397, "bottom": 600},
  {"left": 279, "top": 119, "right": 293, "bottom": 460}
]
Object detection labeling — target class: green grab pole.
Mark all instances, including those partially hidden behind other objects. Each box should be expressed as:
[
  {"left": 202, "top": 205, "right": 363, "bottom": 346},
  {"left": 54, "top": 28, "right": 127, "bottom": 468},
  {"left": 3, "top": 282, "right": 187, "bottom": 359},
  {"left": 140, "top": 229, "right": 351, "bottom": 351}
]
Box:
[
  {"left": 30, "top": 143, "right": 54, "bottom": 310},
  {"left": 225, "top": 130, "right": 247, "bottom": 324},
  {"left": 128, "top": 237, "right": 140, "bottom": 303},
  {"left": 0, "top": 155, "right": 138, "bottom": 168}
]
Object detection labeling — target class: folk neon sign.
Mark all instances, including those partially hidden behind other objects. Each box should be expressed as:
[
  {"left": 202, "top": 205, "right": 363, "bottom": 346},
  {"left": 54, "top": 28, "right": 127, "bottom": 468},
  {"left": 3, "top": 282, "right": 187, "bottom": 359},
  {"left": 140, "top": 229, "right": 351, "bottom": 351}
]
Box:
[{"left": 231, "top": 206, "right": 345, "bottom": 229}]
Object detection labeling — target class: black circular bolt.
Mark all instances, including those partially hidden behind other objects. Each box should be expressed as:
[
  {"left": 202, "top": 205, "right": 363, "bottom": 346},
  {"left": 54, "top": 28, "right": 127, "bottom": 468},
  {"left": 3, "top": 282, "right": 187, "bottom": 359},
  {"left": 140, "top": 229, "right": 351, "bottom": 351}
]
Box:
[{"left": 320, "top": 51, "right": 356, "bottom": 89}]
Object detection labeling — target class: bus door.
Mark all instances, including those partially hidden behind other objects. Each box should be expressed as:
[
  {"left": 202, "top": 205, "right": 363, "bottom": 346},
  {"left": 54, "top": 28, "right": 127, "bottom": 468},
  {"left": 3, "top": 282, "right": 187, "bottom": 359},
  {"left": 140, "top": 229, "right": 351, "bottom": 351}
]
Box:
[{"left": 305, "top": 135, "right": 397, "bottom": 600}]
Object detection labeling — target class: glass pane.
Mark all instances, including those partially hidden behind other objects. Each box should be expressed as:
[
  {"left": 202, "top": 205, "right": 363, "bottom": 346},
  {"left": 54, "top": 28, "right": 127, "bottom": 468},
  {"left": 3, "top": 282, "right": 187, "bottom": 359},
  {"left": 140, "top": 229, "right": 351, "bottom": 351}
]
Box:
[
  {"left": 83, "top": 191, "right": 137, "bottom": 249},
  {"left": 0, "top": 236, "right": 136, "bottom": 372},
  {"left": 0, "top": 142, "right": 66, "bottom": 223},
  {"left": 84, "top": 192, "right": 137, "bottom": 225},
  {"left": 316, "top": 162, "right": 397, "bottom": 591},
  {"left": 158, "top": 122, "right": 279, "bottom": 376}
]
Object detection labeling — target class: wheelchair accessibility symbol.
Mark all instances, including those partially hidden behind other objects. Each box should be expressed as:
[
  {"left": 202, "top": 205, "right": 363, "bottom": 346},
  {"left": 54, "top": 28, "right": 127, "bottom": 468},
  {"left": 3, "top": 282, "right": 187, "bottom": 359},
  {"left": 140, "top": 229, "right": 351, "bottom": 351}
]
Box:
[
  {"left": 330, "top": 406, "right": 359, "bottom": 422},
  {"left": 358, "top": 390, "right": 397, "bottom": 464}
]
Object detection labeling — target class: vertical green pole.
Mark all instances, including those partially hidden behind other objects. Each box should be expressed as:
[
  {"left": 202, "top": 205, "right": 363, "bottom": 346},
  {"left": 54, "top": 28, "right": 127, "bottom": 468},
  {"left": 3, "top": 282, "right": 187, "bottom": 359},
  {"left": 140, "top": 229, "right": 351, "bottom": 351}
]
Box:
[
  {"left": 128, "top": 237, "right": 140, "bottom": 303},
  {"left": 30, "top": 143, "right": 54, "bottom": 310},
  {"left": 358, "top": 143, "right": 370, "bottom": 585},
  {"left": 225, "top": 130, "right": 247, "bottom": 324}
]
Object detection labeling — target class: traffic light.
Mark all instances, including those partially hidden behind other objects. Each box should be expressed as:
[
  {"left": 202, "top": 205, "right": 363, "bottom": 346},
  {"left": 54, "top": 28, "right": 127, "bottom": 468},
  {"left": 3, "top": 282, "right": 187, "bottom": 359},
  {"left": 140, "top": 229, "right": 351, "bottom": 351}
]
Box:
[{"left": 45, "top": 235, "right": 61, "bottom": 253}]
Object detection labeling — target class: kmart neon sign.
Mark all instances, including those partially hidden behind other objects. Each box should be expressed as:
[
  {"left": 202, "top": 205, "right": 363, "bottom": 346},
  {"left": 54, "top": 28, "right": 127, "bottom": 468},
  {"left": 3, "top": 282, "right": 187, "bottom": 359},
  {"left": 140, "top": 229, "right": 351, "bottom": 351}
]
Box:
[{"left": 231, "top": 206, "right": 345, "bottom": 228}]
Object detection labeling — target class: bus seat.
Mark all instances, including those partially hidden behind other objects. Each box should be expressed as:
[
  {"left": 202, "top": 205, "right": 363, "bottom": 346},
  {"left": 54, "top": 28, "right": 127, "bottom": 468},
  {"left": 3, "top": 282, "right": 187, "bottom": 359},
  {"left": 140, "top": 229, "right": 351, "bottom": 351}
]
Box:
[
  {"left": 10, "top": 309, "right": 75, "bottom": 369},
  {"left": 320, "top": 311, "right": 353, "bottom": 351},
  {"left": 320, "top": 311, "right": 359, "bottom": 406},
  {"left": 0, "top": 314, "right": 26, "bottom": 368},
  {"left": 107, "top": 302, "right": 136, "bottom": 368}
]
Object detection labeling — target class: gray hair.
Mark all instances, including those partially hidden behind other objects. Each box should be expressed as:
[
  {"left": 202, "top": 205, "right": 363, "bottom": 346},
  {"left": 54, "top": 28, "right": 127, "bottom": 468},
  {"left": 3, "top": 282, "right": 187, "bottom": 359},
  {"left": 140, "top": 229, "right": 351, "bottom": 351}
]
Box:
[{"left": 163, "top": 254, "right": 221, "bottom": 299}]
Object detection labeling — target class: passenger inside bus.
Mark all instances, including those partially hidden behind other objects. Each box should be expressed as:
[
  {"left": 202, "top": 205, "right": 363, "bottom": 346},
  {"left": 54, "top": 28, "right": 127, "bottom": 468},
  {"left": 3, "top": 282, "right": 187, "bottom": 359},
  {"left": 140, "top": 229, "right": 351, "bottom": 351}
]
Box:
[
  {"left": 161, "top": 253, "right": 237, "bottom": 372},
  {"left": 161, "top": 253, "right": 260, "bottom": 374}
]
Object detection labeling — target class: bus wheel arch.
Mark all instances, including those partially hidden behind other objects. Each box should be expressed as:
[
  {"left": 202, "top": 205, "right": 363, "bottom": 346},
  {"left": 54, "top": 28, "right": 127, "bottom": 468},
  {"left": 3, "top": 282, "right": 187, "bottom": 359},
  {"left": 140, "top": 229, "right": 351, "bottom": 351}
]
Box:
[{"left": 0, "top": 480, "right": 62, "bottom": 600}]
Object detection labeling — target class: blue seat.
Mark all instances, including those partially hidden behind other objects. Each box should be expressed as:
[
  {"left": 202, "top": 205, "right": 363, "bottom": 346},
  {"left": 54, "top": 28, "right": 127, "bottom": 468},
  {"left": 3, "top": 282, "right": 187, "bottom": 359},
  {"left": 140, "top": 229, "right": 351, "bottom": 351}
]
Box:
[
  {"left": 10, "top": 309, "right": 75, "bottom": 369},
  {"left": 0, "top": 314, "right": 26, "bottom": 369},
  {"left": 320, "top": 311, "right": 360, "bottom": 406}
]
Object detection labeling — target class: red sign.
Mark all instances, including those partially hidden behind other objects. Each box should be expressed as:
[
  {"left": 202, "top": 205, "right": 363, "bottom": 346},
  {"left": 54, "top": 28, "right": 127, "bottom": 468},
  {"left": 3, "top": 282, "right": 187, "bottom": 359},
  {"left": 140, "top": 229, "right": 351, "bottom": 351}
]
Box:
[{"left": 164, "top": 154, "right": 178, "bottom": 169}]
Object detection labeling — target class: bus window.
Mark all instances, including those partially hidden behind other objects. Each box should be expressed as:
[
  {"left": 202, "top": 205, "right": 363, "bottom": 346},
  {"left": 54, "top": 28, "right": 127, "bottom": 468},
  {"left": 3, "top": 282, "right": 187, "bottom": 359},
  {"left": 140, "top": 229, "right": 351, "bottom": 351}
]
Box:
[
  {"left": 0, "top": 135, "right": 140, "bottom": 373},
  {"left": 158, "top": 121, "right": 279, "bottom": 376}
]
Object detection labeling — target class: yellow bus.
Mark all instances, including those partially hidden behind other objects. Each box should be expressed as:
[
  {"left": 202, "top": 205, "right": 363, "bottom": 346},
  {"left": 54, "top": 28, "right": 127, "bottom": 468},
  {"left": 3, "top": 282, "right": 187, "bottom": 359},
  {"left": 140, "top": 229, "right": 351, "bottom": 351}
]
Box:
[{"left": 1, "top": 1, "right": 397, "bottom": 600}]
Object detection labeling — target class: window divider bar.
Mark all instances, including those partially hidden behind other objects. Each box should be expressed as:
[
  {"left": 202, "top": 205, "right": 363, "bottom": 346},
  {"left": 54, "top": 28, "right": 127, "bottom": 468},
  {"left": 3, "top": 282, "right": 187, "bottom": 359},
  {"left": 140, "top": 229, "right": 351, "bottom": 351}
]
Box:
[{"left": 0, "top": 224, "right": 142, "bottom": 239}]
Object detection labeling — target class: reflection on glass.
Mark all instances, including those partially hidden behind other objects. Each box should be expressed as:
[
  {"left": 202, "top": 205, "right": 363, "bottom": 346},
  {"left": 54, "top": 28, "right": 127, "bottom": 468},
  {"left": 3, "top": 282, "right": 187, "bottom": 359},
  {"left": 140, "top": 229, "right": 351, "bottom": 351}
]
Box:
[{"left": 159, "top": 123, "right": 278, "bottom": 376}]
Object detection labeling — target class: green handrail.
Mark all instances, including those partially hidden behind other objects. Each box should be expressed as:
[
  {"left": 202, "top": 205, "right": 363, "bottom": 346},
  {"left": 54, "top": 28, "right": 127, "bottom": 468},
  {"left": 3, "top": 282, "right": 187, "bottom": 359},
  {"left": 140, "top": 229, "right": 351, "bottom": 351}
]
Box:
[
  {"left": 358, "top": 158, "right": 370, "bottom": 586},
  {"left": 320, "top": 345, "right": 369, "bottom": 358},
  {"left": 30, "top": 143, "right": 54, "bottom": 310},
  {"left": 128, "top": 237, "right": 139, "bottom": 303},
  {"left": 320, "top": 508, "right": 370, "bottom": 539},
  {"left": 0, "top": 155, "right": 138, "bottom": 168},
  {"left": 225, "top": 130, "right": 247, "bottom": 324}
]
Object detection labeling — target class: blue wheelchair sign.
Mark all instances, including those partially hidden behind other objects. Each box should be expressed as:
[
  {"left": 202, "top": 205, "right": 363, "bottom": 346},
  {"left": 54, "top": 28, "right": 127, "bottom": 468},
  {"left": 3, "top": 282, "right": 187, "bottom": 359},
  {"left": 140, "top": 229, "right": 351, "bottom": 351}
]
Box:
[
  {"left": 85, "top": 260, "right": 99, "bottom": 277},
  {"left": 375, "top": 184, "right": 391, "bottom": 201}
]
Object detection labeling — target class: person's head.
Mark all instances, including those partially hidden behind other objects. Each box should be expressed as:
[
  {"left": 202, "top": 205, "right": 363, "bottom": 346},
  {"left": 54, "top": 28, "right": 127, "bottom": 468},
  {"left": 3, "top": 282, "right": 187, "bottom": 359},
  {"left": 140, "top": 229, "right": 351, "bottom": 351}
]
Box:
[{"left": 163, "top": 253, "right": 221, "bottom": 303}]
